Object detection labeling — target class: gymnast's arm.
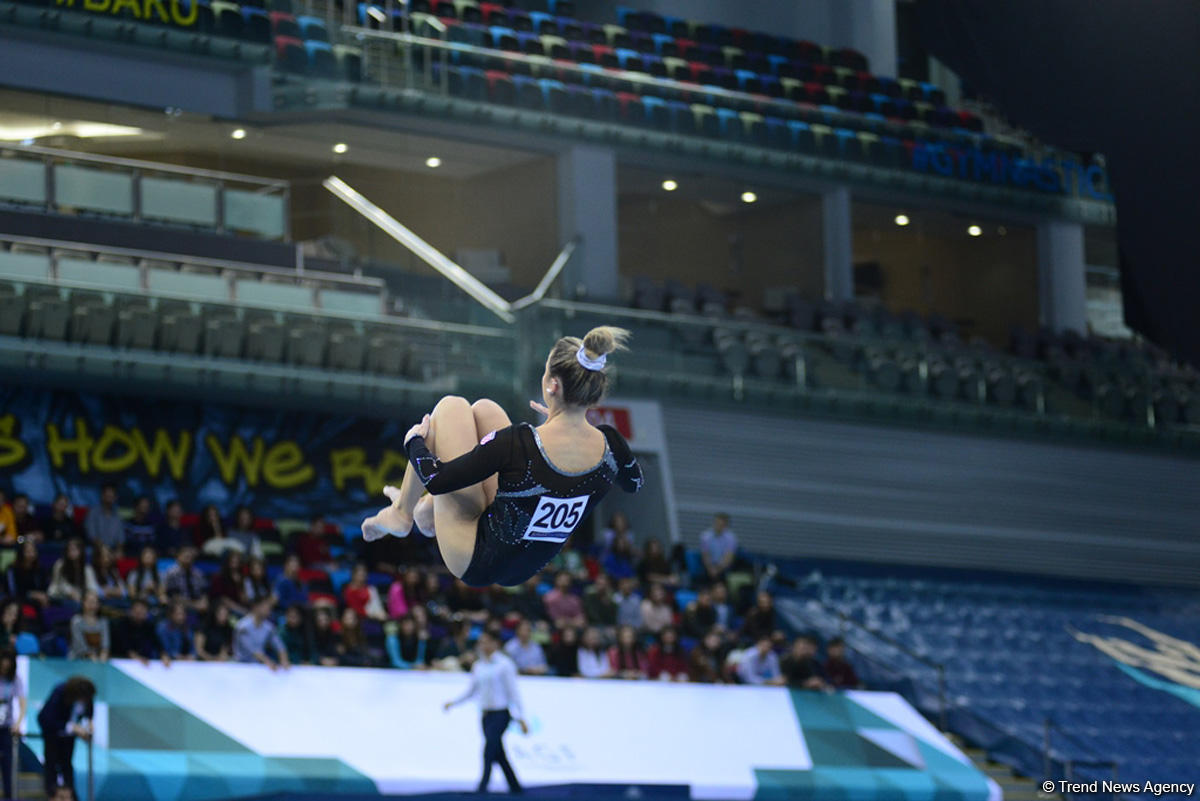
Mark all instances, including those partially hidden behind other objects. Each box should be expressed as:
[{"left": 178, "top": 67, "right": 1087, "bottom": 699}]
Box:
[
  {"left": 404, "top": 426, "right": 513, "bottom": 495},
  {"left": 598, "top": 425, "right": 644, "bottom": 493}
]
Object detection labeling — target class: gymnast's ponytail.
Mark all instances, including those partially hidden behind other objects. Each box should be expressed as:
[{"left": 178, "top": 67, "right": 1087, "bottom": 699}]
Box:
[{"left": 547, "top": 326, "right": 631, "bottom": 407}]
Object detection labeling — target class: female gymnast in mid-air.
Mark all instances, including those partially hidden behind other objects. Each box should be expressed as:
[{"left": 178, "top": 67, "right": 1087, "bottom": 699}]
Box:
[{"left": 361, "top": 326, "right": 644, "bottom": 587}]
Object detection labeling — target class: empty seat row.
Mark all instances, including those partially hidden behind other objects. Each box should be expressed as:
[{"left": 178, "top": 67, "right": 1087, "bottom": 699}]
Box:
[
  {"left": 0, "top": 248, "right": 383, "bottom": 316},
  {"left": 0, "top": 284, "right": 417, "bottom": 376}
]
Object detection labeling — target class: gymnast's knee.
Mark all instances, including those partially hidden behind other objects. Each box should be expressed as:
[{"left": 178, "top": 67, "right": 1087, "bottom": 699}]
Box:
[
  {"left": 471, "top": 398, "right": 504, "bottom": 415},
  {"left": 433, "top": 395, "right": 470, "bottom": 416}
]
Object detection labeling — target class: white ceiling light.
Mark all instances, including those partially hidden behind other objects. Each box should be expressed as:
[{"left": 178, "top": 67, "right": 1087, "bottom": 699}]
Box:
[
  {"left": 894, "top": 214, "right": 910, "bottom": 226},
  {"left": 333, "top": 142, "right": 348, "bottom": 154},
  {"left": 425, "top": 156, "right": 442, "bottom": 168},
  {"left": 967, "top": 224, "right": 982, "bottom": 237},
  {"left": 741, "top": 190, "right": 757, "bottom": 204},
  {"left": 230, "top": 128, "right": 247, "bottom": 140},
  {"left": 661, "top": 179, "right": 678, "bottom": 191}
]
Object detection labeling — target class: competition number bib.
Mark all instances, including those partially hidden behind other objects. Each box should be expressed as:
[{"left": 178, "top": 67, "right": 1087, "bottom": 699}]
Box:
[{"left": 521, "top": 495, "right": 589, "bottom": 543}]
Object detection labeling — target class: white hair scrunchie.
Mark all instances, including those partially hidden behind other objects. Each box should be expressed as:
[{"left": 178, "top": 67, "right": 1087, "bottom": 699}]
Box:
[{"left": 576, "top": 345, "right": 607, "bottom": 371}]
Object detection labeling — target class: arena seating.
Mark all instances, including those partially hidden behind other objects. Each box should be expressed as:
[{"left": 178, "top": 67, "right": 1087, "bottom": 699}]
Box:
[{"left": 776, "top": 564, "right": 1200, "bottom": 791}]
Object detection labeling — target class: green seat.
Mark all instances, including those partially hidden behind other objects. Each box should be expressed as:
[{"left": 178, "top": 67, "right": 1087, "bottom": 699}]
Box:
[
  {"left": 115, "top": 306, "right": 157, "bottom": 350},
  {"left": 247, "top": 320, "right": 286, "bottom": 362}
]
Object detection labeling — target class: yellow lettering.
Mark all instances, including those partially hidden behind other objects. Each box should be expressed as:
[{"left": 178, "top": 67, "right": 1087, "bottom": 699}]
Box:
[
  {"left": 83, "top": 0, "right": 110, "bottom": 11},
  {"left": 132, "top": 429, "right": 192, "bottom": 480},
  {"left": 55, "top": 0, "right": 75, "bottom": 7},
  {"left": 110, "top": 0, "right": 141, "bottom": 17},
  {"left": 169, "top": 0, "right": 197, "bottom": 26},
  {"left": 92, "top": 425, "right": 140, "bottom": 473},
  {"left": 46, "top": 418, "right": 94, "bottom": 473},
  {"left": 262, "top": 441, "right": 315, "bottom": 490},
  {"left": 329, "top": 448, "right": 407, "bottom": 496},
  {"left": 143, "top": 0, "right": 168, "bottom": 23},
  {"left": 0, "top": 415, "right": 27, "bottom": 470},
  {"left": 205, "top": 435, "right": 265, "bottom": 487}
]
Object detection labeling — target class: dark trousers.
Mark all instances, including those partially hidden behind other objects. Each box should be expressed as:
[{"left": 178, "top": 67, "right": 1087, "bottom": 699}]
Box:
[
  {"left": 43, "top": 734, "right": 75, "bottom": 796},
  {"left": 479, "top": 709, "right": 520, "bottom": 793},
  {"left": 0, "top": 727, "right": 11, "bottom": 799}
]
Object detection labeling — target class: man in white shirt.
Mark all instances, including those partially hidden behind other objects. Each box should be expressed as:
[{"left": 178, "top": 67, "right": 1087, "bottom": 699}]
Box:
[{"left": 444, "top": 630, "right": 528, "bottom": 793}]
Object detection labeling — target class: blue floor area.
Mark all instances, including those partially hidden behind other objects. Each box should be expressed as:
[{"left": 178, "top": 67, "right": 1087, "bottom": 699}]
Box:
[{"left": 245, "top": 785, "right": 692, "bottom": 801}]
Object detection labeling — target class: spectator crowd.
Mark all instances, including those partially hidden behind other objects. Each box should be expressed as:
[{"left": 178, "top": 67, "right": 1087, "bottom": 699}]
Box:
[{"left": 0, "top": 487, "right": 859, "bottom": 690}]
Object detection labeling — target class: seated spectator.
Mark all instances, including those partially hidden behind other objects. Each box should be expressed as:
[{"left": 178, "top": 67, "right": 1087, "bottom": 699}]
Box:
[
  {"left": 84, "top": 483, "right": 125, "bottom": 552},
  {"left": 640, "top": 583, "right": 674, "bottom": 634},
  {"left": 195, "top": 601, "right": 233, "bottom": 662},
  {"left": 432, "top": 620, "right": 475, "bottom": 672},
  {"left": 294, "top": 515, "right": 335, "bottom": 568},
  {"left": 385, "top": 614, "right": 428, "bottom": 670},
  {"left": 0, "top": 490, "right": 14, "bottom": 543},
  {"left": 599, "top": 511, "right": 634, "bottom": 554},
  {"left": 6, "top": 540, "right": 49, "bottom": 607},
  {"left": 234, "top": 596, "right": 289, "bottom": 670},
  {"left": 280, "top": 605, "right": 313, "bottom": 665},
  {"left": 608, "top": 624, "right": 647, "bottom": 680},
  {"left": 699, "top": 513, "right": 738, "bottom": 584},
  {"left": 193, "top": 504, "right": 224, "bottom": 551},
  {"left": 116, "top": 599, "right": 163, "bottom": 665},
  {"left": 737, "top": 636, "right": 783, "bottom": 686},
  {"left": 547, "top": 627, "right": 579, "bottom": 677},
  {"left": 601, "top": 533, "right": 636, "bottom": 580},
  {"left": 337, "top": 607, "right": 368, "bottom": 667},
  {"left": 406, "top": 569, "right": 432, "bottom": 609},
  {"left": 504, "top": 619, "right": 547, "bottom": 675},
  {"left": 91, "top": 543, "right": 127, "bottom": 601},
  {"left": 687, "top": 631, "right": 726, "bottom": 684},
  {"left": 494, "top": 575, "right": 545, "bottom": 626},
  {"left": 614, "top": 577, "right": 643, "bottom": 629},
  {"left": 0, "top": 602, "right": 20, "bottom": 652},
  {"left": 48, "top": 538, "right": 98, "bottom": 604},
  {"left": 68, "top": 591, "right": 110, "bottom": 661},
  {"left": 741, "top": 591, "right": 778, "bottom": 643},
  {"left": 273, "top": 554, "right": 308, "bottom": 610},
  {"left": 10, "top": 494, "right": 34, "bottom": 540},
  {"left": 646, "top": 626, "right": 688, "bottom": 681},
  {"left": 243, "top": 556, "right": 273, "bottom": 607},
  {"left": 164, "top": 546, "right": 207, "bottom": 612},
  {"left": 445, "top": 578, "right": 490, "bottom": 624},
  {"left": 543, "top": 571, "right": 585, "bottom": 629},
  {"left": 386, "top": 572, "right": 409, "bottom": 619},
  {"left": 582, "top": 573, "right": 618, "bottom": 629},
  {"left": 577, "top": 627, "right": 613, "bottom": 679},
  {"left": 822, "top": 637, "right": 860, "bottom": 690},
  {"left": 42, "top": 494, "right": 80, "bottom": 544},
  {"left": 124, "top": 496, "right": 157, "bottom": 553},
  {"left": 126, "top": 546, "right": 167, "bottom": 605},
  {"left": 637, "top": 538, "right": 676, "bottom": 586},
  {"left": 156, "top": 601, "right": 195, "bottom": 663},
  {"left": 710, "top": 582, "right": 733, "bottom": 630},
  {"left": 342, "top": 563, "right": 386, "bottom": 621},
  {"left": 547, "top": 539, "right": 588, "bottom": 582},
  {"left": 208, "top": 550, "right": 248, "bottom": 615},
  {"left": 154, "top": 500, "right": 189, "bottom": 557},
  {"left": 310, "top": 606, "right": 340, "bottom": 667},
  {"left": 668, "top": 542, "right": 691, "bottom": 587},
  {"left": 228, "top": 506, "right": 264, "bottom": 559},
  {"left": 682, "top": 587, "right": 718, "bottom": 639},
  {"left": 200, "top": 505, "right": 244, "bottom": 558},
  {"left": 783, "top": 635, "right": 832, "bottom": 691}
]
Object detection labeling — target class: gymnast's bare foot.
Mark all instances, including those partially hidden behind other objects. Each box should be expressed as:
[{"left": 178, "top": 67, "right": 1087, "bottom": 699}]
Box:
[
  {"left": 414, "top": 494, "right": 436, "bottom": 538},
  {"left": 360, "top": 485, "right": 414, "bottom": 541}
]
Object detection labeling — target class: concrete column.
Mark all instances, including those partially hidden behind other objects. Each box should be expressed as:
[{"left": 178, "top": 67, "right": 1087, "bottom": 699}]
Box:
[
  {"left": 1037, "top": 221, "right": 1088, "bottom": 334},
  {"left": 556, "top": 145, "right": 619, "bottom": 302},
  {"left": 822, "top": 186, "right": 854, "bottom": 301},
  {"left": 829, "top": 0, "right": 898, "bottom": 79}
]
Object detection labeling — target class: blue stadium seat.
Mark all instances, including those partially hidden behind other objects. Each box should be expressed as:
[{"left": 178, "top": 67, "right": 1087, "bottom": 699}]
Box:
[
  {"left": 304, "top": 41, "right": 338, "bottom": 78},
  {"left": 488, "top": 25, "right": 518, "bottom": 51},
  {"left": 241, "top": 6, "right": 270, "bottom": 41},
  {"left": 615, "top": 48, "right": 644, "bottom": 73},
  {"left": 641, "top": 95, "right": 668, "bottom": 128},
  {"left": 651, "top": 33, "right": 677, "bottom": 57},
  {"left": 512, "top": 74, "right": 540, "bottom": 108},
  {"left": 528, "top": 10, "right": 555, "bottom": 34},
  {"left": 296, "top": 14, "right": 328, "bottom": 42},
  {"left": 536, "top": 78, "right": 567, "bottom": 113}
]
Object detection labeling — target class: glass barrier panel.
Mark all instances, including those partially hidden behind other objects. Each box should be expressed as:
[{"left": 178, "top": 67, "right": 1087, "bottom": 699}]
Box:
[
  {"left": 141, "top": 176, "right": 218, "bottom": 227},
  {"left": 54, "top": 163, "right": 134, "bottom": 216},
  {"left": 0, "top": 157, "right": 46, "bottom": 205},
  {"left": 224, "top": 189, "right": 286, "bottom": 239}
]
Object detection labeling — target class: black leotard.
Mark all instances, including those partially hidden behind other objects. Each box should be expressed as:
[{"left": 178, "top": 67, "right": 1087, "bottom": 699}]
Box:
[{"left": 404, "top": 422, "right": 643, "bottom": 587}]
